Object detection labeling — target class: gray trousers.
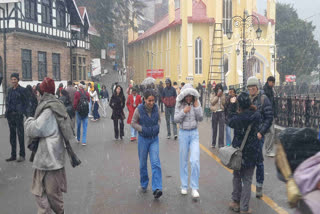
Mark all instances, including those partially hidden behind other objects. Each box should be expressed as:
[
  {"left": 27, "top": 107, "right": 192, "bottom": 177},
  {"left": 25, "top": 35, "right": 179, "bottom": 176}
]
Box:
[
  {"left": 264, "top": 119, "right": 275, "bottom": 155},
  {"left": 211, "top": 111, "right": 225, "bottom": 147},
  {"left": 165, "top": 106, "right": 177, "bottom": 136},
  {"left": 232, "top": 167, "right": 255, "bottom": 212}
]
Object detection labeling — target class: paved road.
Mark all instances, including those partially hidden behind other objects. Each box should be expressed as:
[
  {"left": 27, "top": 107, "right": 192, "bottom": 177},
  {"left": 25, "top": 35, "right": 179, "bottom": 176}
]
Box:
[{"left": 0, "top": 108, "right": 291, "bottom": 214}]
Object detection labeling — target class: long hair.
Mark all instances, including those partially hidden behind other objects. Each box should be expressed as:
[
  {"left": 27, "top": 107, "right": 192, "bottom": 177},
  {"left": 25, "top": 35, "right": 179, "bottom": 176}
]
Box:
[{"left": 214, "top": 83, "right": 223, "bottom": 94}]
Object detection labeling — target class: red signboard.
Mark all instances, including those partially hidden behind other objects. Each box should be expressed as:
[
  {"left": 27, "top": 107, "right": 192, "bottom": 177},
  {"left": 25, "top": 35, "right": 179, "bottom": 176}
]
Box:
[
  {"left": 285, "top": 75, "right": 296, "bottom": 82},
  {"left": 147, "top": 69, "right": 164, "bottom": 79}
]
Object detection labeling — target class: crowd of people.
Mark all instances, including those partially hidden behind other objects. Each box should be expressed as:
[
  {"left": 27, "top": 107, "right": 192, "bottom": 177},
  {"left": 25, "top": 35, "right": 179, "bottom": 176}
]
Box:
[{"left": 3, "top": 72, "right": 320, "bottom": 214}]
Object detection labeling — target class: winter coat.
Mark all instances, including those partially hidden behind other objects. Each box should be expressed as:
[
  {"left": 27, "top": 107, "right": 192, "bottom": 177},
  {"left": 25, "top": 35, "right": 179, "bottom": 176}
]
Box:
[
  {"left": 210, "top": 92, "right": 226, "bottom": 112},
  {"left": 109, "top": 87, "right": 126, "bottom": 120},
  {"left": 136, "top": 103, "right": 160, "bottom": 138},
  {"left": 250, "top": 91, "right": 273, "bottom": 135},
  {"left": 59, "top": 95, "right": 75, "bottom": 119},
  {"left": 294, "top": 152, "right": 320, "bottom": 214},
  {"left": 161, "top": 79, "right": 177, "bottom": 107},
  {"left": 174, "top": 84, "right": 203, "bottom": 130},
  {"left": 25, "top": 93, "right": 73, "bottom": 170},
  {"left": 263, "top": 83, "right": 277, "bottom": 117},
  {"left": 5, "top": 85, "right": 28, "bottom": 116},
  {"left": 227, "top": 105, "right": 261, "bottom": 168},
  {"left": 65, "top": 86, "right": 77, "bottom": 104},
  {"left": 126, "top": 94, "right": 142, "bottom": 124},
  {"left": 100, "top": 89, "right": 109, "bottom": 100},
  {"left": 73, "top": 89, "right": 90, "bottom": 110}
]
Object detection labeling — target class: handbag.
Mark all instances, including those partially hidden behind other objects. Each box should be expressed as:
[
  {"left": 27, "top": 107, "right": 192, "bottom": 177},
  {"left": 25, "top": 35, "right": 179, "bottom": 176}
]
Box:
[{"left": 218, "top": 124, "right": 252, "bottom": 171}]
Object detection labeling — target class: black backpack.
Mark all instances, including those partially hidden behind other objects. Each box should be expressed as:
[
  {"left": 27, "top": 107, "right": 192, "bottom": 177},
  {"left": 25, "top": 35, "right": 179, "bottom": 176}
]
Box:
[{"left": 77, "top": 90, "right": 89, "bottom": 118}]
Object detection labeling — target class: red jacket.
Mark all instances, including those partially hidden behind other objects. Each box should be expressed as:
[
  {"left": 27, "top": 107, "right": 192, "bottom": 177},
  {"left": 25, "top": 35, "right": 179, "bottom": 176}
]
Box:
[
  {"left": 73, "top": 89, "right": 90, "bottom": 110},
  {"left": 126, "top": 94, "right": 142, "bottom": 124}
]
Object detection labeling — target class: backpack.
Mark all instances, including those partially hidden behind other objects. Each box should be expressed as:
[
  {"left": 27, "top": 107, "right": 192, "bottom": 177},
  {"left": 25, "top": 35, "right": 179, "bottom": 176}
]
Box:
[{"left": 77, "top": 90, "right": 89, "bottom": 118}]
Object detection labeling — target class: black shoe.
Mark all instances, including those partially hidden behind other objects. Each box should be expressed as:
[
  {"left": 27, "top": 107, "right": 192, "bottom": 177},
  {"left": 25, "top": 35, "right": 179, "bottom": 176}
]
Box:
[
  {"left": 6, "top": 157, "right": 16, "bottom": 162},
  {"left": 141, "top": 187, "right": 147, "bottom": 193},
  {"left": 17, "top": 157, "right": 25, "bottom": 162},
  {"left": 153, "top": 189, "right": 162, "bottom": 199},
  {"left": 174, "top": 135, "right": 178, "bottom": 140}
]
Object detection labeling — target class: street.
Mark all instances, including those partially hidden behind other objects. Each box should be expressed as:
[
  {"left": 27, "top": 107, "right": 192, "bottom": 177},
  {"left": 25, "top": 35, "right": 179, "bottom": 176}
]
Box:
[{"left": 0, "top": 109, "right": 290, "bottom": 214}]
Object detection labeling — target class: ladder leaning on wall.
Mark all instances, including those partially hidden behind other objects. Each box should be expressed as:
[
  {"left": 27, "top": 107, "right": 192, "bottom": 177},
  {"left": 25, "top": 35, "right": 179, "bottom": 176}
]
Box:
[{"left": 204, "top": 23, "right": 224, "bottom": 119}]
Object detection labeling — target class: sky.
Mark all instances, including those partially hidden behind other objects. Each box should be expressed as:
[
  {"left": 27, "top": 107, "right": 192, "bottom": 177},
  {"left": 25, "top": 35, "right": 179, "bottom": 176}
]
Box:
[{"left": 257, "top": 0, "right": 320, "bottom": 41}]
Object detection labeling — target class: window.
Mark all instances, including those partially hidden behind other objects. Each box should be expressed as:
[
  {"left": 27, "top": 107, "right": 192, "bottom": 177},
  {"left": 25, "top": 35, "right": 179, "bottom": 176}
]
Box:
[
  {"left": 22, "top": 49, "right": 32, "bottom": 80},
  {"left": 195, "top": 38, "right": 202, "bottom": 74},
  {"left": 83, "top": 57, "right": 87, "bottom": 80},
  {"left": 247, "top": 57, "right": 262, "bottom": 77},
  {"left": 78, "top": 57, "right": 82, "bottom": 80},
  {"left": 223, "top": 0, "right": 232, "bottom": 33},
  {"left": 56, "top": 1, "right": 66, "bottom": 28},
  {"left": 52, "top": 53, "right": 60, "bottom": 80},
  {"left": 72, "top": 56, "right": 77, "bottom": 80},
  {"left": 38, "top": 52, "right": 47, "bottom": 80},
  {"left": 25, "top": 0, "right": 37, "bottom": 21},
  {"left": 42, "top": 0, "right": 52, "bottom": 25}
]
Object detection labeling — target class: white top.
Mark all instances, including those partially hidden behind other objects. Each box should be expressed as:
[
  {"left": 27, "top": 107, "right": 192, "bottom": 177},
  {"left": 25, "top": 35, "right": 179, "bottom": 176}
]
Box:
[{"left": 90, "top": 91, "right": 99, "bottom": 102}]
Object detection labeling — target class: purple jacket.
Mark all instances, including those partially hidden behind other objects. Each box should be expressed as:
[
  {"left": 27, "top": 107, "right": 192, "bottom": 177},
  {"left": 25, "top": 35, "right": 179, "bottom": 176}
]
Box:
[{"left": 294, "top": 152, "right": 320, "bottom": 214}]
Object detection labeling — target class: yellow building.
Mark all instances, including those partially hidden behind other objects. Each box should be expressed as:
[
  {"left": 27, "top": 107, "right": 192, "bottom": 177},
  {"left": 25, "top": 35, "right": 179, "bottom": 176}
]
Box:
[{"left": 127, "top": 0, "right": 278, "bottom": 87}]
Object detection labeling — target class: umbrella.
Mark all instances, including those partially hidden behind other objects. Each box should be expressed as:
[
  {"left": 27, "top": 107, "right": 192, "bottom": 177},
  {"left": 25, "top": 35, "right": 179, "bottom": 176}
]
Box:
[{"left": 141, "top": 77, "right": 156, "bottom": 86}]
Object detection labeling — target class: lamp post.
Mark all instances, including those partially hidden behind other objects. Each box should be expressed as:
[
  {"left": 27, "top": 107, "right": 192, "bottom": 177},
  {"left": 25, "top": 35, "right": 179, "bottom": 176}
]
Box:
[{"left": 226, "top": 10, "right": 262, "bottom": 89}]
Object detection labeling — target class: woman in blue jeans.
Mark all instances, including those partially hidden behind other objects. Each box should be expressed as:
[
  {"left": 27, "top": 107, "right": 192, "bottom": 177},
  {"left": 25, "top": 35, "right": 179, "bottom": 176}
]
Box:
[
  {"left": 174, "top": 84, "right": 203, "bottom": 199},
  {"left": 131, "top": 90, "right": 163, "bottom": 199}
]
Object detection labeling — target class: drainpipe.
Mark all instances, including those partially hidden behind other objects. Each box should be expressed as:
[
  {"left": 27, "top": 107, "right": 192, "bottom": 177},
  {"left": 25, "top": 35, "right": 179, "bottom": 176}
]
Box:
[{"left": 0, "top": 6, "right": 7, "bottom": 115}]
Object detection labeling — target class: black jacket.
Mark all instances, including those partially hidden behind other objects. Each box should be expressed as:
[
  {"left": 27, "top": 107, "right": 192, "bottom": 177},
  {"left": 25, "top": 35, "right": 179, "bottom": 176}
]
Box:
[
  {"left": 6, "top": 85, "right": 28, "bottom": 116},
  {"left": 251, "top": 91, "right": 273, "bottom": 135},
  {"left": 263, "top": 83, "right": 277, "bottom": 117}
]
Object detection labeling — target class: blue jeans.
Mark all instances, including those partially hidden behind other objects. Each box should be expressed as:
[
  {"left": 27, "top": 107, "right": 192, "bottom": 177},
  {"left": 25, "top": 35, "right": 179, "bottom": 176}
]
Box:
[
  {"left": 138, "top": 136, "right": 162, "bottom": 191},
  {"left": 88, "top": 98, "right": 92, "bottom": 116},
  {"left": 76, "top": 112, "right": 88, "bottom": 144},
  {"left": 131, "top": 126, "right": 138, "bottom": 138},
  {"left": 256, "top": 139, "right": 264, "bottom": 187},
  {"left": 226, "top": 125, "right": 232, "bottom": 146},
  {"left": 179, "top": 129, "right": 200, "bottom": 190},
  {"left": 93, "top": 102, "right": 100, "bottom": 120}
]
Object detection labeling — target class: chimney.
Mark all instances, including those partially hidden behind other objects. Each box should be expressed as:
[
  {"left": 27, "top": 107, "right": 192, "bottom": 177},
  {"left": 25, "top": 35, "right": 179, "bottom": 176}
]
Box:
[
  {"left": 267, "top": 0, "right": 276, "bottom": 20},
  {"left": 169, "top": 0, "right": 175, "bottom": 24}
]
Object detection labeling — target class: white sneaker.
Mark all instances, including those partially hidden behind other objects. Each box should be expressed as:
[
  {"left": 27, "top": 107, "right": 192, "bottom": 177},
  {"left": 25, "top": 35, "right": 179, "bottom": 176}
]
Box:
[
  {"left": 181, "top": 189, "right": 188, "bottom": 195},
  {"left": 88, "top": 115, "right": 93, "bottom": 118},
  {"left": 192, "top": 189, "right": 199, "bottom": 198}
]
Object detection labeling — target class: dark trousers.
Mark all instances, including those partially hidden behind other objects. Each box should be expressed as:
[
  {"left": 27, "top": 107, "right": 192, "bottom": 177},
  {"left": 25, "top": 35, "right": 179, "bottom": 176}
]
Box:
[
  {"left": 7, "top": 112, "right": 25, "bottom": 158},
  {"left": 158, "top": 99, "right": 164, "bottom": 112},
  {"left": 211, "top": 111, "right": 225, "bottom": 147},
  {"left": 113, "top": 119, "right": 124, "bottom": 139},
  {"left": 256, "top": 139, "right": 265, "bottom": 186},
  {"left": 93, "top": 102, "right": 100, "bottom": 120}
]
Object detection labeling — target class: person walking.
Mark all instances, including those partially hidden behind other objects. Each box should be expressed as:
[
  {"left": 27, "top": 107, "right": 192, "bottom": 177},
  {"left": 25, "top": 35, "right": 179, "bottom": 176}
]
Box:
[
  {"left": 246, "top": 76, "right": 273, "bottom": 198},
  {"left": 5, "top": 73, "right": 28, "bottom": 162},
  {"left": 196, "top": 83, "right": 204, "bottom": 105},
  {"left": 73, "top": 81, "right": 90, "bottom": 146},
  {"left": 109, "top": 85, "right": 126, "bottom": 140},
  {"left": 100, "top": 85, "right": 109, "bottom": 117},
  {"left": 90, "top": 85, "right": 100, "bottom": 122},
  {"left": 65, "top": 81, "right": 77, "bottom": 128},
  {"left": 210, "top": 83, "right": 226, "bottom": 148},
  {"left": 87, "top": 82, "right": 94, "bottom": 118},
  {"left": 263, "top": 76, "right": 277, "bottom": 157},
  {"left": 225, "top": 88, "right": 237, "bottom": 146},
  {"left": 25, "top": 77, "right": 74, "bottom": 214},
  {"left": 59, "top": 89, "right": 75, "bottom": 120},
  {"left": 131, "top": 90, "right": 163, "bottom": 199},
  {"left": 126, "top": 88, "right": 142, "bottom": 141},
  {"left": 173, "top": 81, "right": 181, "bottom": 95},
  {"left": 55, "top": 83, "right": 64, "bottom": 98},
  {"left": 174, "top": 84, "right": 203, "bottom": 199},
  {"left": 162, "top": 78, "right": 178, "bottom": 139},
  {"left": 227, "top": 92, "right": 261, "bottom": 214},
  {"left": 158, "top": 81, "right": 164, "bottom": 113}
]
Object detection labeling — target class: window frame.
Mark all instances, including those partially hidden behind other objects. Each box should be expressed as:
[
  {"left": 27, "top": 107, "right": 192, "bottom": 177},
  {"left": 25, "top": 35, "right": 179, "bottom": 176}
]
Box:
[
  {"left": 72, "top": 56, "right": 77, "bottom": 81},
  {"left": 195, "top": 38, "right": 203, "bottom": 75},
  {"left": 38, "top": 51, "right": 47, "bottom": 81},
  {"left": 223, "top": 0, "right": 233, "bottom": 34},
  {"left": 25, "top": 0, "right": 37, "bottom": 22},
  {"left": 41, "top": 0, "right": 52, "bottom": 25},
  {"left": 56, "top": 0, "right": 66, "bottom": 29},
  {"left": 52, "top": 53, "right": 61, "bottom": 81},
  {"left": 22, "top": 49, "right": 32, "bottom": 81}
]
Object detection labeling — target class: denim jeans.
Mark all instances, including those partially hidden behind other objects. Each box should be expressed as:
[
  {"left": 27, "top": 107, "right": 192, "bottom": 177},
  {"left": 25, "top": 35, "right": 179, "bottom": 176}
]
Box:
[
  {"left": 232, "top": 167, "right": 255, "bottom": 212},
  {"left": 131, "top": 126, "right": 138, "bottom": 138},
  {"left": 179, "top": 129, "right": 200, "bottom": 190},
  {"left": 138, "top": 136, "right": 162, "bottom": 191},
  {"left": 226, "top": 125, "right": 232, "bottom": 146},
  {"left": 76, "top": 112, "right": 88, "bottom": 144},
  {"left": 256, "top": 139, "right": 264, "bottom": 187},
  {"left": 93, "top": 102, "right": 100, "bottom": 120},
  {"left": 165, "top": 106, "right": 177, "bottom": 136},
  {"left": 88, "top": 98, "right": 93, "bottom": 117}
]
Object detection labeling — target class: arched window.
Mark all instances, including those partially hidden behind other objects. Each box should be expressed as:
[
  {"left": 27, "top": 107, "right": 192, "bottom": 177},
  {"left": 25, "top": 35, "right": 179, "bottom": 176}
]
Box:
[
  {"left": 223, "top": 0, "right": 232, "bottom": 33},
  {"left": 56, "top": 0, "right": 66, "bottom": 28},
  {"left": 195, "top": 38, "right": 202, "bottom": 74}
]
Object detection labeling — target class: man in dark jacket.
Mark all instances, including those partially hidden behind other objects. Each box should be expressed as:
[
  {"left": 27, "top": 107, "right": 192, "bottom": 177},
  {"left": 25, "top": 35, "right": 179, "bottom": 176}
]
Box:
[
  {"left": 247, "top": 76, "right": 273, "bottom": 198},
  {"left": 158, "top": 81, "right": 164, "bottom": 112},
  {"left": 225, "top": 88, "right": 237, "bottom": 146},
  {"left": 162, "top": 78, "right": 177, "bottom": 139},
  {"left": 263, "top": 76, "right": 276, "bottom": 157},
  {"left": 5, "top": 73, "right": 28, "bottom": 162}
]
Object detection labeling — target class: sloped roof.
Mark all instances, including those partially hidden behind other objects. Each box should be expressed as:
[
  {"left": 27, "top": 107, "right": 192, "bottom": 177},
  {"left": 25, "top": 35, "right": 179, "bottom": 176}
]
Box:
[
  {"left": 253, "top": 11, "right": 275, "bottom": 25},
  {"left": 129, "top": 0, "right": 214, "bottom": 45}
]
